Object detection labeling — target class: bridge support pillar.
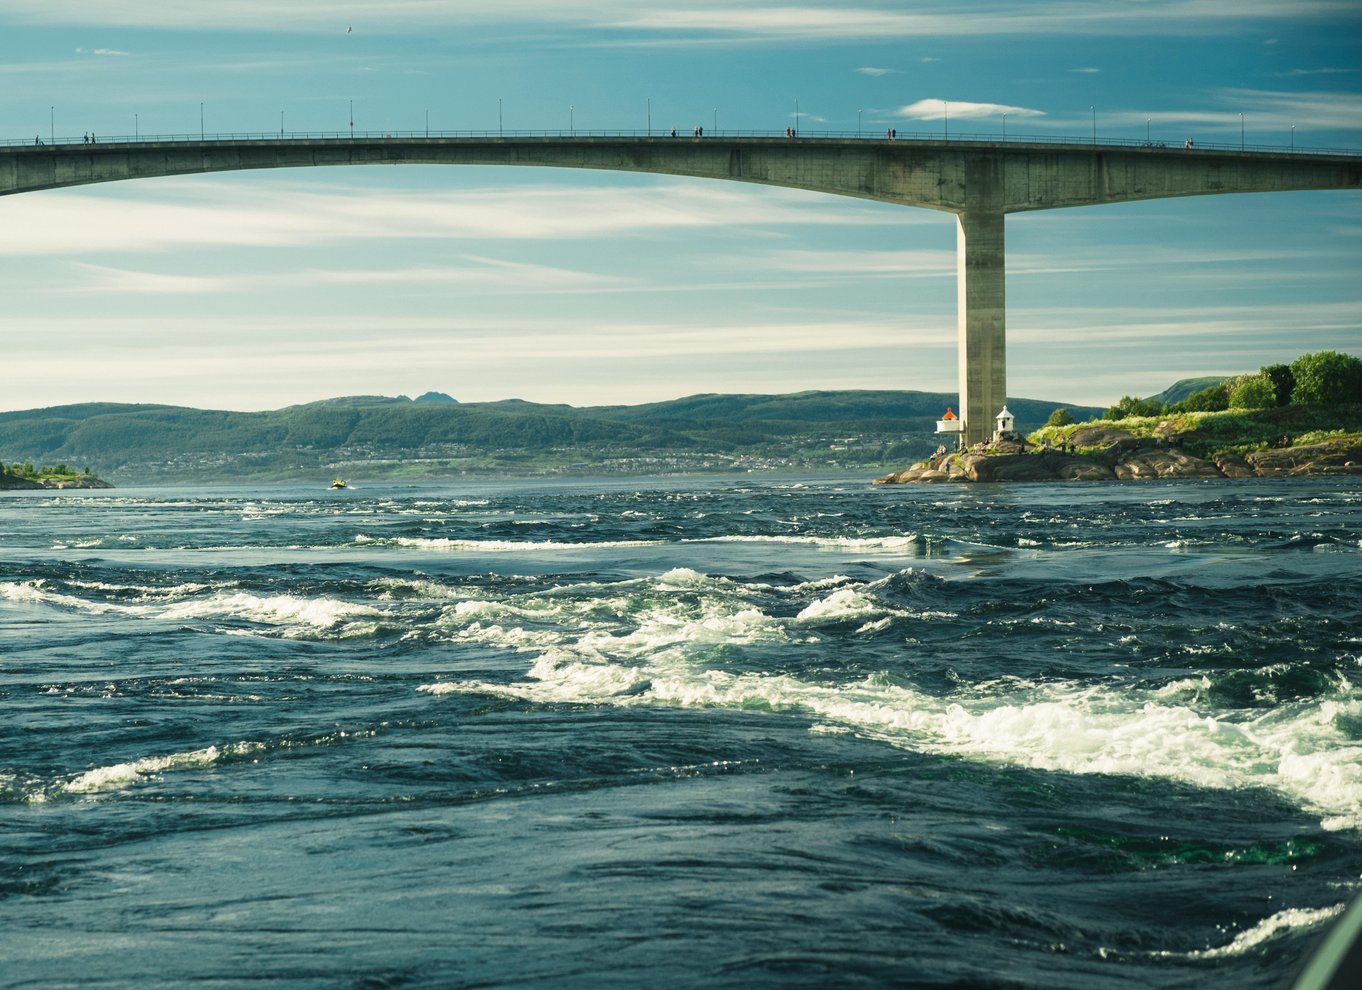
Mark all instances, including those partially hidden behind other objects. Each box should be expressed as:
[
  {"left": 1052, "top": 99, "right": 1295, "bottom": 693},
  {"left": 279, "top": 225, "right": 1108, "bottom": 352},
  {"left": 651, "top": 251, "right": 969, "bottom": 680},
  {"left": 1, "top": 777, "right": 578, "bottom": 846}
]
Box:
[{"left": 956, "top": 208, "right": 1007, "bottom": 447}]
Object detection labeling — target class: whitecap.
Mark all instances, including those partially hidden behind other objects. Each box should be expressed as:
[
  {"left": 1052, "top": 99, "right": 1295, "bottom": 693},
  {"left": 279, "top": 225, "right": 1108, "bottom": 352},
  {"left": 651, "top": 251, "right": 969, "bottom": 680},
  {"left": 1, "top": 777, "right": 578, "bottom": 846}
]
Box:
[
  {"left": 422, "top": 648, "right": 1362, "bottom": 831},
  {"left": 1180, "top": 903, "right": 1345, "bottom": 960}
]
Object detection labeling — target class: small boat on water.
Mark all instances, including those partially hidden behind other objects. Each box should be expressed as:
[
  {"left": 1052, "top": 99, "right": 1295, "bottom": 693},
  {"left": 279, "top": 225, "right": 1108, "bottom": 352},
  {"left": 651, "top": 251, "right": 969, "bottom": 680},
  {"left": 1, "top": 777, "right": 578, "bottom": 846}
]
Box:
[{"left": 329, "top": 478, "right": 348, "bottom": 489}]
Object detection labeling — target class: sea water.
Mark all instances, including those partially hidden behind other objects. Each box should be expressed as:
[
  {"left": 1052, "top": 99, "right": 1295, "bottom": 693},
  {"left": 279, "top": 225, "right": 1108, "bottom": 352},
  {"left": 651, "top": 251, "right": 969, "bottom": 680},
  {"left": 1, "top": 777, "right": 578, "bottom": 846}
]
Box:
[{"left": 1, "top": 476, "right": 1359, "bottom": 988}]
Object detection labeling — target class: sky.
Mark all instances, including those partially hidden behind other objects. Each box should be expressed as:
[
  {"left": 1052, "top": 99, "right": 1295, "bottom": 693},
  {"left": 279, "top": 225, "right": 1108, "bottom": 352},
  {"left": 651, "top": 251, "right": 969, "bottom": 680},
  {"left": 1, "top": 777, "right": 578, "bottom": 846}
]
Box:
[{"left": 1, "top": 0, "right": 1359, "bottom": 412}]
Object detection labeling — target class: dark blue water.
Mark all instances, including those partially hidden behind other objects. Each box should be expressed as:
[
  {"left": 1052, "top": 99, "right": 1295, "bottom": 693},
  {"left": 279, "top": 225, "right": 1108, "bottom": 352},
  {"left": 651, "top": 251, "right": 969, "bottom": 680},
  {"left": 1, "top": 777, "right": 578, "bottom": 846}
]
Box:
[{"left": 2, "top": 477, "right": 1360, "bottom": 988}]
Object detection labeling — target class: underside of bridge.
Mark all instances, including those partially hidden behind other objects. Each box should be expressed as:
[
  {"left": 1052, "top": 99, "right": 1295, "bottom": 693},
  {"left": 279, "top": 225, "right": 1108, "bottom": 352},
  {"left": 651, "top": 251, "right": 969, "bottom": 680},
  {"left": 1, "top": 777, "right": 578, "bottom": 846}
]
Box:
[{"left": 2, "top": 136, "right": 1357, "bottom": 444}]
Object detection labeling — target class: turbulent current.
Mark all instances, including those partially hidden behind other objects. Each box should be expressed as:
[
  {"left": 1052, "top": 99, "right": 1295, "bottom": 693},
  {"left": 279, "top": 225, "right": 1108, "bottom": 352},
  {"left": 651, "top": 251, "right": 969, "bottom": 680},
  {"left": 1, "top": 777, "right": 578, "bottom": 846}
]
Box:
[{"left": 2, "top": 477, "right": 1360, "bottom": 988}]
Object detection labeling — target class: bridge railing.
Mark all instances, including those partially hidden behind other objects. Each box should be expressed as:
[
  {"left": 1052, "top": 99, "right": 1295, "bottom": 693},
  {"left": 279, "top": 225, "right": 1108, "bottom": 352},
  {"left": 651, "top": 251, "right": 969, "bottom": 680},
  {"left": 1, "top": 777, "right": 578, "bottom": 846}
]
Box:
[{"left": 4, "top": 128, "right": 1357, "bottom": 157}]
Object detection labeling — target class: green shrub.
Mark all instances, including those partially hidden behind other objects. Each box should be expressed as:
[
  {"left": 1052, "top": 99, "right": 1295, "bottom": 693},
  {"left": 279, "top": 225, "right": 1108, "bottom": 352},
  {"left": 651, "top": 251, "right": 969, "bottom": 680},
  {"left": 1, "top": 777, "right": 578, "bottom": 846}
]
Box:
[
  {"left": 1290, "top": 351, "right": 1362, "bottom": 405},
  {"left": 1104, "top": 395, "right": 1162, "bottom": 420},
  {"left": 1229, "top": 374, "right": 1276, "bottom": 410},
  {"left": 1045, "top": 407, "right": 1074, "bottom": 428}
]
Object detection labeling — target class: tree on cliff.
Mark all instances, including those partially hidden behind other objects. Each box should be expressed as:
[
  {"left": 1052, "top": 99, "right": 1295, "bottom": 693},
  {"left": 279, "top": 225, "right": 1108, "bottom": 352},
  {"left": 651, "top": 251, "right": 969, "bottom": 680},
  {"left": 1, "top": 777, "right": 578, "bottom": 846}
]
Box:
[{"left": 1290, "top": 351, "right": 1362, "bottom": 406}]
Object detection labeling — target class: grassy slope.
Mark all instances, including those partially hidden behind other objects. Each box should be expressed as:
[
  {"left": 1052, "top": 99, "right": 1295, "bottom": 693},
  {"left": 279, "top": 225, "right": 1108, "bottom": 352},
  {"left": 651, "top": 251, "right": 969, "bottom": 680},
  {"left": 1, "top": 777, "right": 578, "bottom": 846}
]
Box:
[{"left": 1031, "top": 403, "right": 1362, "bottom": 459}]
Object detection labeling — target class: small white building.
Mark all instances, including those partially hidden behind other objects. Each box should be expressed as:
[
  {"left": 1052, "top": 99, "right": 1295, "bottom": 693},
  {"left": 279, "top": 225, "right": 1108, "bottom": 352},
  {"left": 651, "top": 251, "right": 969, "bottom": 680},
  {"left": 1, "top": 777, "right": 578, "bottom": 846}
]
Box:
[
  {"left": 935, "top": 407, "right": 963, "bottom": 434},
  {"left": 994, "top": 406, "right": 1015, "bottom": 440}
]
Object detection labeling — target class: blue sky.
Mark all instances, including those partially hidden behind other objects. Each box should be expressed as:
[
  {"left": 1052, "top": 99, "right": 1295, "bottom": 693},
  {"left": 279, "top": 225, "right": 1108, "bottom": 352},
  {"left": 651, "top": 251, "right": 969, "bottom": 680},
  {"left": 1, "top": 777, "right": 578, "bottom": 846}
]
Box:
[{"left": 1, "top": 1, "right": 1359, "bottom": 412}]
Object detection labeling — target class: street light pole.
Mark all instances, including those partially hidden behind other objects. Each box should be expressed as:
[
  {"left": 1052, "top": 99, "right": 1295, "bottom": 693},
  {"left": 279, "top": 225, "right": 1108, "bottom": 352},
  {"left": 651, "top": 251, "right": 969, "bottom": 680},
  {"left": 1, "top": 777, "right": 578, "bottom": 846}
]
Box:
[
  {"left": 135, "top": 113, "right": 139, "bottom": 139},
  {"left": 1291, "top": 124, "right": 1295, "bottom": 151},
  {"left": 858, "top": 108, "right": 862, "bottom": 138},
  {"left": 349, "top": 99, "right": 353, "bottom": 139},
  {"left": 1240, "top": 112, "right": 1244, "bottom": 150},
  {"left": 1090, "top": 105, "right": 1095, "bottom": 144},
  {"left": 498, "top": 98, "right": 503, "bottom": 137},
  {"left": 425, "top": 108, "right": 429, "bottom": 138},
  {"left": 1002, "top": 112, "right": 1007, "bottom": 140},
  {"left": 943, "top": 101, "right": 948, "bottom": 139},
  {"left": 200, "top": 101, "right": 204, "bottom": 140},
  {"left": 50, "top": 106, "right": 54, "bottom": 144},
  {"left": 647, "top": 98, "right": 651, "bottom": 136},
  {"left": 794, "top": 97, "right": 799, "bottom": 135},
  {"left": 713, "top": 107, "right": 717, "bottom": 133},
  {"left": 569, "top": 105, "right": 574, "bottom": 136}
]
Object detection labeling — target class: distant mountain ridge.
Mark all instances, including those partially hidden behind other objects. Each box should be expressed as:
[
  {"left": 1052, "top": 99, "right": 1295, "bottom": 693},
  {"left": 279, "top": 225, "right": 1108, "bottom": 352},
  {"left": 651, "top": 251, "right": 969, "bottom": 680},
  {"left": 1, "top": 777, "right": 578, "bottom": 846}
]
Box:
[{"left": 0, "top": 390, "right": 1104, "bottom": 482}]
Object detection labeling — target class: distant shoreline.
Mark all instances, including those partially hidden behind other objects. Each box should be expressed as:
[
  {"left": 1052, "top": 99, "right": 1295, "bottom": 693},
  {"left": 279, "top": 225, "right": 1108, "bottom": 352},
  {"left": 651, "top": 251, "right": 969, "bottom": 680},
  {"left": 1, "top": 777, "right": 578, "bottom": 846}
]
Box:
[{"left": 0, "top": 474, "right": 113, "bottom": 491}]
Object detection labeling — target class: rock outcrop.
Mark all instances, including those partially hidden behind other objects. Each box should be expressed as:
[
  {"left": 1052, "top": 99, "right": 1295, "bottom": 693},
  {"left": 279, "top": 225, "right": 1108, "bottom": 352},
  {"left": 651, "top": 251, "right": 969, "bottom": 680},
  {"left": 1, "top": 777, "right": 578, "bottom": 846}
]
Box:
[
  {"left": 1112, "top": 449, "right": 1222, "bottom": 480},
  {"left": 874, "top": 430, "right": 1362, "bottom": 485},
  {"left": 1245, "top": 439, "right": 1362, "bottom": 476}
]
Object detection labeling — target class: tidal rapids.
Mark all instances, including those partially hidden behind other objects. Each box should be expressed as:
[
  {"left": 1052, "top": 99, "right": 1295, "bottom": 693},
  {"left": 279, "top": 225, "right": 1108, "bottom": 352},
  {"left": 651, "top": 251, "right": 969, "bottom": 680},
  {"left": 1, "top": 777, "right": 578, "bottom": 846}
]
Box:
[{"left": 2, "top": 477, "right": 1359, "bottom": 988}]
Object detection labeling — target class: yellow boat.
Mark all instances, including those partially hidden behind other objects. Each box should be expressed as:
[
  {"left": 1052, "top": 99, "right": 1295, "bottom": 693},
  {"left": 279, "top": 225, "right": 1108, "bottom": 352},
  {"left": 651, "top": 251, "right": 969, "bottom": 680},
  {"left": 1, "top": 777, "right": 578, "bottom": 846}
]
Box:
[{"left": 329, "top": 478, "right": 348, "bottom": 489}]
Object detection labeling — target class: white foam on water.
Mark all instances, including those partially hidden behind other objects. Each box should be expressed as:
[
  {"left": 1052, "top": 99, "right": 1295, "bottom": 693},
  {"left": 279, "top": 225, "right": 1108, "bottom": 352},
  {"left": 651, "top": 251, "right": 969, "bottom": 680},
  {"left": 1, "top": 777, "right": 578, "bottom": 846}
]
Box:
[
  {"left": 355, "top": 534, "right": 662, "bottom": 551},
  {"left": 58, "top": 741, "right": 265, "bottom": 796},
  {"left": 1175, "top": 903, "right": 1346, "bottom": 960},
  {"left": 422, "top": 648, "right": 1362, "bottom": 831},
  {"left": 163, "top": 591, "right": 381, "bottom": 629},
  {"left": 1, "top": 580, "right": 389, "bottom": 637},
  {"left": 687, "top": 533, "right": 924, "bottom": 552},
  {"left": 796, "top": 587, "right": 895, "bottom": 622}
]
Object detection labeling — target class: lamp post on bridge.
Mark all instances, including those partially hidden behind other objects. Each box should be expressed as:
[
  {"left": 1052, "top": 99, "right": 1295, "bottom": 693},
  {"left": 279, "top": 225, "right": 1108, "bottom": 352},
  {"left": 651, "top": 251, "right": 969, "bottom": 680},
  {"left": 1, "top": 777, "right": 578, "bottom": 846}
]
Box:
[
  {"left": 1090, "top": 105, "right": 1095, "bottom": 144},
  {"left": 498, "top": 98, "right": 503, "bottom": 137},
  {"left": 943, "top": 100, "right": 948, "bottom": 139},
  {"left": 713, "top": 107, "right": 717, "bottom": 134},
  {"left": 647, "top": 98, "right": 651, "bottom": 136},
  {"left": 1002, "top": 112, "right": 1007, "bottom": 140},
  {"left": 136, "top": 113, "right": 139, "bottom": 139},
  {"left": 49, "top": 106, "right": 54, "bottom": 144},
  {"left": 858, "top": 108, "right": 862, "bottom": 138},
  {"left": 425, "top": 108, "right": 429, "bottom": 138},
  {"left": 200, "top": 102, "right": 204, "bottom": 140},
  {"left": 1240, "top": 113, "right": 1244, "bottom": 151},
  {"left": 349, "top": 99, "right": 353, "bottom": 139},
  {"left": 569, "top": 105, "right": 574, "bottom": 136},
  {"left": 1291, "top": 124, "right": 1295, "bottom": 151}
]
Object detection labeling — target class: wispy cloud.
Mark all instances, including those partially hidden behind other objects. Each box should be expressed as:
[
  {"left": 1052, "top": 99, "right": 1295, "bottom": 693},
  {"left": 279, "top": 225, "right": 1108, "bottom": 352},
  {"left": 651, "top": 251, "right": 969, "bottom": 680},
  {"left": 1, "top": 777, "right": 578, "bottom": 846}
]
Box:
[
  {"left": 1099, "top": 88, "right": 1362, "bottom": 132},
  {"left": 896, "top": 99, "right": 1046, "bottom": 120},
  {"left": 69, "top": 257, "right": 625, "bottom": 295},
  {"left": 74, "top": 47, "right": 129, "bottom": 56},
  {"left": 6, "top": 1, "right": 1355, "bottom": 41},
  {"left": 0, "top": 178, "right": 901, "bottom": 257},
  {"left": 1273, "top": 66, "right": 1359, "bottom": 77},
  {"left": 856, "top": 66, "right": 899, "bottom": 76},
  {"left": 1070, "top": 67, "right": 1101, "bottom": 74}
]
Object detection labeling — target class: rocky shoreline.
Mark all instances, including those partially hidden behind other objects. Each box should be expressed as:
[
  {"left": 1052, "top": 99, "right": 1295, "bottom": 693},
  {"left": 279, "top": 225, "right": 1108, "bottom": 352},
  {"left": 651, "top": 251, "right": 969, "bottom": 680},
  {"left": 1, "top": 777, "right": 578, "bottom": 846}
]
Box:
[{"left": 875, "top": 426, "right": 1362, "bottom": 485}]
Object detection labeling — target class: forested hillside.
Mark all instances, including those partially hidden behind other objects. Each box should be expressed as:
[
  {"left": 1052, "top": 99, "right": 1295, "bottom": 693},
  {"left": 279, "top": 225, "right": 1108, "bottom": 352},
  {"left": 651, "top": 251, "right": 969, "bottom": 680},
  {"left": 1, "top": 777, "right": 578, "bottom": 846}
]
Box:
[{"left": 0, "top": 390, "right": 1100, "bottom": 482}]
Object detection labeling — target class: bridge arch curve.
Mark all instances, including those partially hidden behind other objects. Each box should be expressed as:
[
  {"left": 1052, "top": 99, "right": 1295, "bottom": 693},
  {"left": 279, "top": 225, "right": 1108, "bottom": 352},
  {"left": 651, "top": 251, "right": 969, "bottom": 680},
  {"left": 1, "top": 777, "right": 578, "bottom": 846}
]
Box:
[{"left": 4, "top": 136, "right": 1358, "bottom": 444}]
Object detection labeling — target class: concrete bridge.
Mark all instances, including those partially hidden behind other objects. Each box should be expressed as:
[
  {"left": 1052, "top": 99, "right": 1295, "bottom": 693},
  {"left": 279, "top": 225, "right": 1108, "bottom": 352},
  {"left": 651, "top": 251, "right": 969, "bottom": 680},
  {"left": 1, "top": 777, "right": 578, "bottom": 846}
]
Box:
[{"left": 3, "top": 134, "right": 1358, "bottom": 444}]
